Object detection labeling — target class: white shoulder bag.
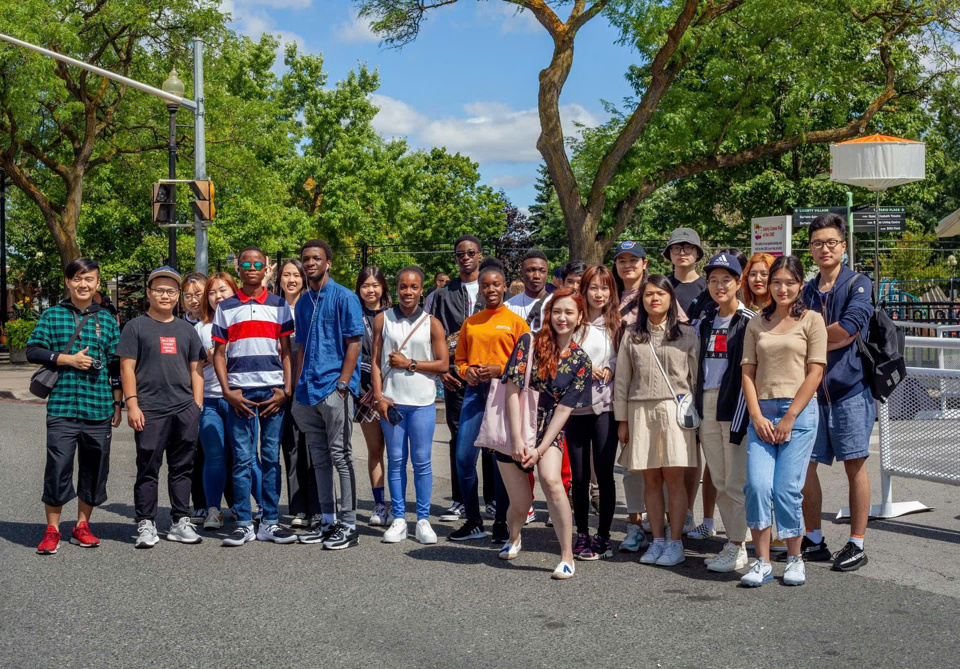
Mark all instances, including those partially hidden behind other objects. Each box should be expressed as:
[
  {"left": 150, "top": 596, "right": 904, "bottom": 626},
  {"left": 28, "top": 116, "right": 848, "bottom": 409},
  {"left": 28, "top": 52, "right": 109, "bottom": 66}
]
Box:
[{"left": 647, "top": 339, "right": 700, "bottom": 430}]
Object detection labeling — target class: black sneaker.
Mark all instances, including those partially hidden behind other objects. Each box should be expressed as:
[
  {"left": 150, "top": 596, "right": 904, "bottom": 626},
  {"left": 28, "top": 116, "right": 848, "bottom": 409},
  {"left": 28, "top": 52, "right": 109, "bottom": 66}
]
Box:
[
  {"left": 799, "top": 536, "right": 831, "bottom": 562},
  {"left": 831, "top": 541, "right": 868, "bottom": 572},
  {"left": 299, "top": 521, "right": 335, "bottom": 545},
  {"left": 449, "top": 520, "right": 487, "bottom": 542},
  {"left": 491, "top": 520, "right": 509, "bottom": 544},
  {"left": 323, "top": 522, "right": 359, "bottom": 550}
]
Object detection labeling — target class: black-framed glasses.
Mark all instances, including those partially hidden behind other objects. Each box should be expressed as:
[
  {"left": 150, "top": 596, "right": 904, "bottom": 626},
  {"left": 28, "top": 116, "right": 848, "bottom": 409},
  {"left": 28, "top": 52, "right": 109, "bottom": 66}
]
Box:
[
  {"left": 455, "top": 250, "right": 479, "bottom": 259},
  {"left": 809, "top": 239, "right": 843, "bottom": 250},
  {"left": 149, "top": 287, "right": 180, "bottom": 297},
  {"left": 240, "top": 261, "right": 266, "bottom": 270}
]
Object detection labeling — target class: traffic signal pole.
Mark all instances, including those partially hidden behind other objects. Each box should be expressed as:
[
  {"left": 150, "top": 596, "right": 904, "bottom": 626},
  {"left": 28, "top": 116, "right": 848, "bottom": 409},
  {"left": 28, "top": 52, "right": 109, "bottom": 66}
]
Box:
[
  {"left": 167, "top": 105, "right": 178, "bottom": 271},
  {"left": 193, "top": 38, "right": 208, "bottom": 276}
]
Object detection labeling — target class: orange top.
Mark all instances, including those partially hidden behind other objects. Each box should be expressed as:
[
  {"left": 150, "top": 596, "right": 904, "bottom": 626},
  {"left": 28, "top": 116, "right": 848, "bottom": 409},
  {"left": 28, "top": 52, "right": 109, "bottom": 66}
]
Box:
[
  {"left": 455, "top": 305, "right": 530, "bottom": 378},
  {"left": 837, "top": 134, "right": 920, "bottom": 144}
]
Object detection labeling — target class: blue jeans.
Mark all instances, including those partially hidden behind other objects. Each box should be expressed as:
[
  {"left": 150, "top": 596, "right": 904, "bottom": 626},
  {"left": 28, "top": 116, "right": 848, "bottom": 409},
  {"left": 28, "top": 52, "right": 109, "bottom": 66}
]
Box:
[
  {"left": 455, "top": 382, "right": 508, "bottom": 523},
  {"left": 382, "top": 403, "right": 436, "bottom": 520},
  {"left": 227, "top": 387, "right": 283, "bottom": 526},
  {"left": 744, "top": 398, "right": 819, "bottom": 539},
  {"left": 200, "top": 397, "right": 262, "bottom": 512}
]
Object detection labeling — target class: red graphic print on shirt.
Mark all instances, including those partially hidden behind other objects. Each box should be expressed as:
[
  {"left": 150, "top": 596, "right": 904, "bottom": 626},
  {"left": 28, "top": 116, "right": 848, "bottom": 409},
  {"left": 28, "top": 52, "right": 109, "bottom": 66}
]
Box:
[{"left": 159, "top": 337, "right": 178, "bottom": 355}]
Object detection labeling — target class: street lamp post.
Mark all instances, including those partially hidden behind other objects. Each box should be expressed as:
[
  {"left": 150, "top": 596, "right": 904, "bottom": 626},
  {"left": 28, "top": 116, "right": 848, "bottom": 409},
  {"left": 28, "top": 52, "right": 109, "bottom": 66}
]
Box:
[
  {"left": 1, "top": 169, "right": 7, "bottom": 328},
  {"left": 161, "top": 69, "right": 184, "bottom": 272}
]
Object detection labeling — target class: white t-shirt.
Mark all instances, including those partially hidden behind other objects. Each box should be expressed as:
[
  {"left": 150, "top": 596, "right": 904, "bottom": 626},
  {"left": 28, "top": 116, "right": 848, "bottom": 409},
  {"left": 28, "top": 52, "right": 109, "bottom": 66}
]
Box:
[
  {"left": 463, "top": 280, "right": 479, "bottom": 315},
  {"left": 506, "top": 292, "right": 542, "bottom": 321},
  {"left": 195, "top": 321, "right": 223, "bottom": 398},
  {"left": 703, "top": 313, "right": 733, "bottom": 390}
]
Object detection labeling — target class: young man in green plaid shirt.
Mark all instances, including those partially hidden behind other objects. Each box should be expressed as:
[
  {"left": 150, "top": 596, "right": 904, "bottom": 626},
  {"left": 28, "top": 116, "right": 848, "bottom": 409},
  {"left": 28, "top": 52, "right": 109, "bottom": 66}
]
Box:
[{"left": 26, "top": 258, "right": 123, "bottom": 555}]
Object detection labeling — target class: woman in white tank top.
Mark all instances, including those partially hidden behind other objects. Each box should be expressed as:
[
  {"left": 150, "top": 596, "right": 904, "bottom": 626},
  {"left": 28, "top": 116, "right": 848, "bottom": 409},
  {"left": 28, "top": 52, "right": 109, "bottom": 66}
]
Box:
[{"left": 371, "top": 267, "right": 449, "bottom": 545}]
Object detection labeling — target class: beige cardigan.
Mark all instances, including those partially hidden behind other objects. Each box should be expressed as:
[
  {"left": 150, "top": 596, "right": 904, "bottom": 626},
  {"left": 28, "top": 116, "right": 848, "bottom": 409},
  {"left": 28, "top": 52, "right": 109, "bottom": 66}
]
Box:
[{"left": 613, "top": 322, "right": 699, "bottom": 421}]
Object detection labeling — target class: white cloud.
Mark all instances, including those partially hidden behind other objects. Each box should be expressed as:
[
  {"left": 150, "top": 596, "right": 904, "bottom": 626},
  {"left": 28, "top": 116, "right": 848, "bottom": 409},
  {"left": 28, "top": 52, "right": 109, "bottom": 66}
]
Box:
[
  {"left": 489, "top": 175, "right": 536, "bottom": 190},
  {"left": 371, "top": 95, "right": 599, "bottom": 164},
  {"left": 338, "top": 9, "right": 381, "bottom": 44},
  {"left": 477, "top": 2, "right": 543, "bottom": 34},
  {"left": 221, "top": 1, "right": 309, "bottom": 71}
]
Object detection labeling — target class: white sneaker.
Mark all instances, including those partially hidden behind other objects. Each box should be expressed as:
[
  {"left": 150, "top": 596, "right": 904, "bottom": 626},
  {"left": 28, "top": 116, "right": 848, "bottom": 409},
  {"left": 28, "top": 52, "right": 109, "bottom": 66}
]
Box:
[
  {"left": 370, "top": 503, "right": 388, "bottom": 526},
  {"left": 415, "top": 519, "right": 437, "bottom": 545},
  {"left": 620, "top": 524, "right": 648, "bottom": 553},
  {"left": 498, "top": 538, "right": 522, "bottom": 560},
  {"left": 167, "top": 517, "right": 202, "bottom": 544},
  {"left": 485, "top": 502, "right": 497, "bottom": 520},
  {"left": 290, "top": 512, "right": 308, "bottom": 528},
  {"left": 682, "top": 510, "right": 695, "bottom": 535},
  {"left": 383, "top": 518, "right": 408, "bottom": 543},
  {"left": 203, "top": 507, "right": 223, "bottom": 530},
  {"left": 256, "top": 522, "right": 299, "bottom": 544},
  {"left": 640, "top": 541, "right": 665, "bottom": 564},
  {"left": 707, "top": 542, "right": 748, "bottom": 572},
  {"left": 783, "top": 555, "right": 806, "bottom": 586},
  {"left": 439, "top": 502, "right": 464, "bottom": 522},
  {"left": 551, "top": 561, "right": 575, "bottom": 579},
  {"left": 740, "top": 558, "right": 774, "bottom": 587},
  {"left": 525, "top": 506, "right": 536, "bottom": 525},
  {"left": 135, "top": 520, "right": 159, "bottom": 549},
  {"left": 222, "top": 525, "right": 256, "bottom": 547},
  {"left": 655, "top": 540, "right": 685, "bottom": 566}
]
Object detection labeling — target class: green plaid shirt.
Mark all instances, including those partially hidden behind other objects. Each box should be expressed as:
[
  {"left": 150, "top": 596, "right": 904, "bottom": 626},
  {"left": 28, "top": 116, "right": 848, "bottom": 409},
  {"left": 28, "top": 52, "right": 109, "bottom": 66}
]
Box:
[{"left": 27, "top": 301, "right": 120, "bottom": 421}]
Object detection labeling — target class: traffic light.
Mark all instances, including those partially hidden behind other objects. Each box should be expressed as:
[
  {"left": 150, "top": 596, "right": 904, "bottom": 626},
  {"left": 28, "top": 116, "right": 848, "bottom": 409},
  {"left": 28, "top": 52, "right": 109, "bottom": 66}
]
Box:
[
  {"left": 189, "top": 179, "right": 215, "bottom": 221},
  {"left": 152, "top": 182, "right": 175, "bottom": 224}
]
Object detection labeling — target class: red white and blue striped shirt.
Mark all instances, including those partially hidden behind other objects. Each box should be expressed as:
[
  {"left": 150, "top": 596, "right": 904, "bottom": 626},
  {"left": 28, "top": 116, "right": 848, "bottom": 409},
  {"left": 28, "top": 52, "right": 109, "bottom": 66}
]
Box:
[{"left": 211, "top": 289, "right": 294, "bottom": 389}]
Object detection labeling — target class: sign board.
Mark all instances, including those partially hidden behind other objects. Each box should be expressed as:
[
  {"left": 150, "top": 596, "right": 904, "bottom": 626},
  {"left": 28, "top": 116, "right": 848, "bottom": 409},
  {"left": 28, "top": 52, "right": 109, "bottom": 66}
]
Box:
[
  {"left": 793, "top": 207, "right": 847, "bottom": 227},
  {"left": 852, "top": 205, "right": 906, "bottom": 233},
  {"left": 752, "top": 215, "right": 792, "bottom": 257}
]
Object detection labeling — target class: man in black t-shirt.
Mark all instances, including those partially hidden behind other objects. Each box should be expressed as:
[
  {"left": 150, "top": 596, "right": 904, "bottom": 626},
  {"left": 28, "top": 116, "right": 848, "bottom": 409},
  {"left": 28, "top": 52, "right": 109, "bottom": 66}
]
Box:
[
  {"left": 663, "top": 227, "right": 707, "bottom": 314},
  {"left": 118, "top": 266, "right": 205, "bottom": 549}
]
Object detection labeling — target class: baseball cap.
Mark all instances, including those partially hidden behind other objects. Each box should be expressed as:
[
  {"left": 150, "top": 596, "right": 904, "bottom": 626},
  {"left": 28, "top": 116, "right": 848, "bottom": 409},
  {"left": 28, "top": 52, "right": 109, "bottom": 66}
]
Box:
[
  {"left": 662, "top": 228, "right": 704, "bottom": 260},
  {"left": 148, "top": 265, "right": 182, "bottom": 287},
  {"left": 614, "top": 240, "right": 647, "bottom": 259},
  {"left": 704, "top": 253, "right": 742, "bottom": 278}
]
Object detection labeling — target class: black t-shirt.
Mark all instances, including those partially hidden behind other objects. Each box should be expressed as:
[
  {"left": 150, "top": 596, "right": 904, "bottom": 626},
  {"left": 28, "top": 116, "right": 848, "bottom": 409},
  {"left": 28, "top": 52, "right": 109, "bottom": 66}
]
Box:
[
  {"left": 669, "top": 274, "right": 707, "bottom": 314},
  {"left": 117, "top": 314, "right": 204, "bottom": 416}
]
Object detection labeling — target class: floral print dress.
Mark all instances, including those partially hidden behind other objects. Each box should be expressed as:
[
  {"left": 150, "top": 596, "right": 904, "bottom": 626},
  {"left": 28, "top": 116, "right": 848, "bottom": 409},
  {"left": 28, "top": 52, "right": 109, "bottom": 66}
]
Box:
[{"left": 504, "top": 332, "right": 593, "bottom": 450}]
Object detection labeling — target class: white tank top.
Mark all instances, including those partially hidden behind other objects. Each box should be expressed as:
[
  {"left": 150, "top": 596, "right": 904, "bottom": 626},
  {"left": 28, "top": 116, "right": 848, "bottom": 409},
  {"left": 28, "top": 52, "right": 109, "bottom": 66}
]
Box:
[{"left": 381, "top": 307, "right": 436, "bottom": 407}]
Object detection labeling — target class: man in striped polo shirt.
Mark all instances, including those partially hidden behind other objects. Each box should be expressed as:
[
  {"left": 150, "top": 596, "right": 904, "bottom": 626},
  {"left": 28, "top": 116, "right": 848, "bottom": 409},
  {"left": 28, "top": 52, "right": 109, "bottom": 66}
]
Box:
[{"left": 212, "top": 247, "right": 297, "bottom": 547}]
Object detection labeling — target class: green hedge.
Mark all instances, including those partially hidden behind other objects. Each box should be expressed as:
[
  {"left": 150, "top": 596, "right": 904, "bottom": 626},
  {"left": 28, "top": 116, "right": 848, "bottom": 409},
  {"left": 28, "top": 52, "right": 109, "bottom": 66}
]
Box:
[{"left": 5, "top": 319, "right": 37, "bottom": 349}]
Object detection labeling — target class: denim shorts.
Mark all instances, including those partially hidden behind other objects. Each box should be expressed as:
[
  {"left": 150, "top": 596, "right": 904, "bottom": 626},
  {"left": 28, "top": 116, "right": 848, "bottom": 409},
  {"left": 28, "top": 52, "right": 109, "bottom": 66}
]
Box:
[{"left": 811, "top": 387, "right": 875, "bottom": 465}]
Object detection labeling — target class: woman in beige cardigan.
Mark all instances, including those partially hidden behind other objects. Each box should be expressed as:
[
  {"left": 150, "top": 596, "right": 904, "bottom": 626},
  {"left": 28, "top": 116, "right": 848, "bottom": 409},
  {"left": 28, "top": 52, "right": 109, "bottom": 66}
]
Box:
[{"left": 615, "top": 275, "right": 698, "bottom": 568}]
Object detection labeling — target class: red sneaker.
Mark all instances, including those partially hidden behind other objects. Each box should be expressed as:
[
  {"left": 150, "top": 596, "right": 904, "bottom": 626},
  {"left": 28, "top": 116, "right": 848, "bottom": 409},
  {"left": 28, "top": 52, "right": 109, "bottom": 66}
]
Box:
[
  {"left": 70, "top": 521, "right": 100, "bottom": 548},
  {"left": 36, "top": 526, "right": 61, "bottom": 555}
]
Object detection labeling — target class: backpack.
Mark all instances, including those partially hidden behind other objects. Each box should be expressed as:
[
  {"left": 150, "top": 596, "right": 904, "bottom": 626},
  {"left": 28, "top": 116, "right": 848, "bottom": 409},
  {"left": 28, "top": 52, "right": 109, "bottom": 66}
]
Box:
[{"left": 854, "top": 277, "right": 905, "bottom": 402}]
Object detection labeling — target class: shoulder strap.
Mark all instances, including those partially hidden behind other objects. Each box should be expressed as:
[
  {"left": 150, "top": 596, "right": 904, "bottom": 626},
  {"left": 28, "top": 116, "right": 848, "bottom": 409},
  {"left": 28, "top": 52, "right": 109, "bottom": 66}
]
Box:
[
  {"left": 523, "top": 333, "right": 536, "bottom": 387},
  {"left": 63, "top": 312, "right": 93, "bottom": 355},
  {"left": 382, "top": 312, "right": 431, "bottom": 381},
  {"left": 647, "top": 338, "right": 680, "bottom": 406}
]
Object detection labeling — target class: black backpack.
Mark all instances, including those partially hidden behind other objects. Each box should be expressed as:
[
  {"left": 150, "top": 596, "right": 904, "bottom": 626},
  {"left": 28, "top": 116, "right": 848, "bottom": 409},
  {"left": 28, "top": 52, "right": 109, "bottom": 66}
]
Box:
[{"left": 854, "top": 278, "right": 905, "bottom": 401}]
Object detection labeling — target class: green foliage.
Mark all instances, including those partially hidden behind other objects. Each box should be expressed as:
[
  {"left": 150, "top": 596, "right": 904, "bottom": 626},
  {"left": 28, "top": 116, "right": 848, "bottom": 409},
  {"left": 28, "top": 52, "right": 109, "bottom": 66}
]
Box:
[{"left": 4, "top": 319, "right": 36, "bottom": 349}]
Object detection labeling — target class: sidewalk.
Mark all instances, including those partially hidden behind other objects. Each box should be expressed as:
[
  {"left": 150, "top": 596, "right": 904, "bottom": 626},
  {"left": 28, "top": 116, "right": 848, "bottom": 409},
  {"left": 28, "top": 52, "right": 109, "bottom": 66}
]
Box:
[{"left": 0, "top": 362, "right": 42, "bottom": 403}]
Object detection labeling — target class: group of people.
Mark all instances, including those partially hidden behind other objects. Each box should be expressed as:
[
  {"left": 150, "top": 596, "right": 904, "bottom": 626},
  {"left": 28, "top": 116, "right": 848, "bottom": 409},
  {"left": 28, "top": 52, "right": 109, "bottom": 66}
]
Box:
[{"left": 28, "top": 214, "right": 876, "bottom": 585}]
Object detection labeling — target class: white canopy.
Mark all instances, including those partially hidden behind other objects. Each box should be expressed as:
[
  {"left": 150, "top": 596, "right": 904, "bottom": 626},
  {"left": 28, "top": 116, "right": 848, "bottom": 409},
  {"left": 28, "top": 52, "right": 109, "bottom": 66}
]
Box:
[
  {"left": 936, "top": 208, "right": 960, "bottom": 238},
  {"left": 830, "top": 134, "right": 926, "bottom": 192}
]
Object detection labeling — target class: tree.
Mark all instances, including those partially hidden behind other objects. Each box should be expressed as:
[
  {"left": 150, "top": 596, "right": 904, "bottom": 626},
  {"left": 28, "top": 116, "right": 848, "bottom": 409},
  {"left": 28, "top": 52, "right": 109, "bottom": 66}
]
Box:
[
  {"left": 0, "top": 0, "right": 223, "bottom": 267},
  {"left": 356, "top": 0, "right": 960, "bottom": 263}
]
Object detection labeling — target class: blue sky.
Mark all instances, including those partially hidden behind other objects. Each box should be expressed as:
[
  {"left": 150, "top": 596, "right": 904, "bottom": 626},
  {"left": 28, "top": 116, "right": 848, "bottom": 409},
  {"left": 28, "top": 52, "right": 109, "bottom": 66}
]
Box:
[{"left": 220, "top": 0, "right": 638, "bottom": 210}]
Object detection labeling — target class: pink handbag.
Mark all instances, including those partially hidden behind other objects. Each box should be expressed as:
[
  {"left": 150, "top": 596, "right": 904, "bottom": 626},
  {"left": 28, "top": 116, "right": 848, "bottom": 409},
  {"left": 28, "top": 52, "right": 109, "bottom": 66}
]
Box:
[{"left": 475, "top": 337, "right": 538, "bottom": 456}]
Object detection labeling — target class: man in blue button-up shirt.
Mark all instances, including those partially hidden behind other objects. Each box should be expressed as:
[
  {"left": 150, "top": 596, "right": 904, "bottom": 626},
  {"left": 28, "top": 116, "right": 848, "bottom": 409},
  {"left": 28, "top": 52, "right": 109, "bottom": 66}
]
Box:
[{"left": 292, "top": 239, "right": 364, "bottom": 550}]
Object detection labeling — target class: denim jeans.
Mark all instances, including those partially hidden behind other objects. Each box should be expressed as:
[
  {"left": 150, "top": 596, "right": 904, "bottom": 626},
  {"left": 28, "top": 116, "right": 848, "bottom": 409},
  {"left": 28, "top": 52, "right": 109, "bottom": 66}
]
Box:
[
  {"left": 201, "top": 397, "right": 262, "bottom": 512},
  {"left": 455, "top": 382, "right": 508, "bottom": 523},
  {"left": 226, "top": 387, "right": 284, "bottom": 526},
  {"left": 382, "top": 403, "right": 436, "bottom": 520},
  {"left": 744, "top": 398, "right": 819, "bottom": 539}
]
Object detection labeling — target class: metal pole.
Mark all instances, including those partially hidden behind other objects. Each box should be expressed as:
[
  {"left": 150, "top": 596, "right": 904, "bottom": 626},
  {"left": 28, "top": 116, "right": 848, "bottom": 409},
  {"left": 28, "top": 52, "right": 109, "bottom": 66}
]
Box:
[
  {"left": 846, "top": 190, "right": 855, "bottom": 270},
  {"left": 874, "top": 190, "right": 881, "bottom": 304},
  {"left": 0, "top": 170, "right": 7, "bottom": 327},
  {"left": 167, "top": 105, "right": 178, "bottom": 271},
  {"left": 193, "top": 38, "right": 208, "bottom": 276}
]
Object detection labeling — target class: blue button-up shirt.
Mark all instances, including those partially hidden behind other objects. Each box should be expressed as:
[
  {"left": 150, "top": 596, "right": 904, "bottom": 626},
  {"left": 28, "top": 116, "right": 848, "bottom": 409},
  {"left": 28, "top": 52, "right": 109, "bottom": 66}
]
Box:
[{"left": 295, "top": 278, "right": 364, "bottom": 405}]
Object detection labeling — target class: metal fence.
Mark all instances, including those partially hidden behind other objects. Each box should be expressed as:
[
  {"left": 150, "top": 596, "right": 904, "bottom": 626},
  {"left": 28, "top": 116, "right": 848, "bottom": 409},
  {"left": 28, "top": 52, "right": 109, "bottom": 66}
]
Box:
[{"left": 872, "top": 333, "right": 960, "bottom": 518}]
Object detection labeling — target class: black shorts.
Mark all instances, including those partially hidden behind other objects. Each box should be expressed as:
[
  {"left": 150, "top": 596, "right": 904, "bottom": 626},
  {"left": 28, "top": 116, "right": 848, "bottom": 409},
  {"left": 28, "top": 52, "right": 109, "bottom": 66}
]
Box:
[
  {"left": 493, "top": 450, "right": 535, "bottom": 473},
  {"left": 43, "top": 415, "right": 112, "bottom": 507}
]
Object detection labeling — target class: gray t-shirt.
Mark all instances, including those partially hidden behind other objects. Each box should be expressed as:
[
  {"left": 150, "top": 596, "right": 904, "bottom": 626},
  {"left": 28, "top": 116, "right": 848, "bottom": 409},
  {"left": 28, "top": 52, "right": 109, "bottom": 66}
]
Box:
[
  {"left": 117, "top": 314, "right": 203, "bottom": 416},
  {"left": 703, "top": 313, "right": 733, "bottom": 391}
]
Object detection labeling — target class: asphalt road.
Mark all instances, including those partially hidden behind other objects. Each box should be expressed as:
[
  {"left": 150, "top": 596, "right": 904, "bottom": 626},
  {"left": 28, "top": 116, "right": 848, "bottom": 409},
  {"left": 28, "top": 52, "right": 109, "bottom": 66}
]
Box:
[{"left": 2, "top": 400, "right": 960, "bottom": 669}]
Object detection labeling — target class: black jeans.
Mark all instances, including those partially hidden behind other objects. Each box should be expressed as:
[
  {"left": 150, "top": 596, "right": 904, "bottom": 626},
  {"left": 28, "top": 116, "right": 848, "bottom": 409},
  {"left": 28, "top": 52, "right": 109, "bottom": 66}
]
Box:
[
  {"left": 190, "top": 439, "right": 206, "bottom": 511},
  {"left": 42, "top": 415, "right": 112, "bottom": 507},
  {"left": 443, "top": 382, "right": 464, "bottom": 505},
  {"left": 566, "top": 411, "right": 619, "bottom": 538},
  {"left": 283, "top": 401, "right": 319, "bottom": 516},
  {"left": 134, "top": 404, "right": 201, "bottom": 523}
]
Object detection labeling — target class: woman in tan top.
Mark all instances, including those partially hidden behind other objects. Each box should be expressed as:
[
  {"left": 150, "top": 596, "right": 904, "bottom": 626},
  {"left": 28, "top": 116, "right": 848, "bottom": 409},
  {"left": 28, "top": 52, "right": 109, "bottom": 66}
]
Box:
[
  {"left": 615, "top": 275, "right": 698, "bottom": 568},
  {"left": 740, "top": 255, "right": 826, "bottom": 588}
]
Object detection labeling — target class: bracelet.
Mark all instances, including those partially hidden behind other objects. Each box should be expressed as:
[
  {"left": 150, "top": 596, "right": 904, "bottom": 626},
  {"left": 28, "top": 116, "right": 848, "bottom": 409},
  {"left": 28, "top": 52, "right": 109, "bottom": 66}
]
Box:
[{"left": 126, "top": 395, "right": 137, "bottom": 400}]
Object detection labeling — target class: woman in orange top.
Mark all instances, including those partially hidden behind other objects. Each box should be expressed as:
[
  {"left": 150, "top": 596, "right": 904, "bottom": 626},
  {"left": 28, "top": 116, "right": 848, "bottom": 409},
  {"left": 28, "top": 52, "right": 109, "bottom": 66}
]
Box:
[{"left": 449, "top": 258, "right": 530, "bottom": 542}]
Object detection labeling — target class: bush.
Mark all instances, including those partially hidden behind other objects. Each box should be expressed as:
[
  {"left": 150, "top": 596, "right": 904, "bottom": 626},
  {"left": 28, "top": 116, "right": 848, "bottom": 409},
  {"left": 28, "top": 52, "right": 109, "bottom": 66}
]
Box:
[{"left": 5, "top": 319, "right": 37, "bottom": 349}]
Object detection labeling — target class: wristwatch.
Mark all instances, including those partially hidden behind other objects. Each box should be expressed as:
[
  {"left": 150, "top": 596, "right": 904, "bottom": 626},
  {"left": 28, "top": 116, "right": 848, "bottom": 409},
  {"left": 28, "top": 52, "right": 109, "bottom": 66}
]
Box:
[
  {"left": 407, "top": 360, "right": 418, "bottom": 372},
  {"left": 113, "top": 400, "right": 124, "bottom": 408},
  {"left": 336, "top": 380, "right": 349, "bottom": 394}
]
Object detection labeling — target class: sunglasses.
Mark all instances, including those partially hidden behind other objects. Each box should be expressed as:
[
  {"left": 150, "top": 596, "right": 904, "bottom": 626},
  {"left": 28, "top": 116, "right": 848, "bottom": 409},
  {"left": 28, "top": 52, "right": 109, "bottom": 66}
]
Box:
[
  {"left": 240, "top": 262, "right": 265, "bottom": 271},
  {"left": 455, "top": 250, "right": 479, "bottom": 259}
]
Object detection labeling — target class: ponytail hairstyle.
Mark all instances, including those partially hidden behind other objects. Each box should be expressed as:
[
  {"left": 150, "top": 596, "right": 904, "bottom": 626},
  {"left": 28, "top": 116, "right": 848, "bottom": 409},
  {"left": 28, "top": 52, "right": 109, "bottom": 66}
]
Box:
[
  {"left": 579, "top": 265, "right": 621, "bottom": 351},
  {"left": 632, "top": 274, "right": 682, "bottom": 343},
  {"left": 535, "top": 287, "right": 587, "bottom": 380},
  {"left": 762, "top": 255, "right": 807, "bottom": 322}
]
